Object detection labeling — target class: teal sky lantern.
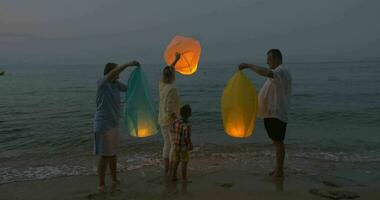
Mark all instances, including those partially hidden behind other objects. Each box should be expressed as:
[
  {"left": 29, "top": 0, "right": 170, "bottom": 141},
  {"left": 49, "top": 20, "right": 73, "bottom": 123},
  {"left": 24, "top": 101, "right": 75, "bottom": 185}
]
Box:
[{"left": 124, "top": 67, "right": 159, "bottom": 137}]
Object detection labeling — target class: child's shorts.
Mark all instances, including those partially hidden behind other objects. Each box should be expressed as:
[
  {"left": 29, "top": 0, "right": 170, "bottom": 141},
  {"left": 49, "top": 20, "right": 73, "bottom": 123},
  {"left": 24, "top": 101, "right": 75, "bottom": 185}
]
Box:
[{"left": 172, "top": 150, "right": 189, "bottom": 162}]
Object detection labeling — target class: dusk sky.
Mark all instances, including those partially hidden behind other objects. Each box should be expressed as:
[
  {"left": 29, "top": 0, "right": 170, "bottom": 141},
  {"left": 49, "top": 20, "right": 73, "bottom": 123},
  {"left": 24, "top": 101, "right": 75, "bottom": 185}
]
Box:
[{"left": 1, "top": 0, "right": 379, "bottom": 65}]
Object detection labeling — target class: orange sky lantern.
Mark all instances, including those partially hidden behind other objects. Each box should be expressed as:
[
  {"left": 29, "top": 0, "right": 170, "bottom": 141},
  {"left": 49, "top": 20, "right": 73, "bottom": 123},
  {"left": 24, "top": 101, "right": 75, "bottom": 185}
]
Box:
[{"left": 164, "top": 35, "right": 201, "bottom": 75}]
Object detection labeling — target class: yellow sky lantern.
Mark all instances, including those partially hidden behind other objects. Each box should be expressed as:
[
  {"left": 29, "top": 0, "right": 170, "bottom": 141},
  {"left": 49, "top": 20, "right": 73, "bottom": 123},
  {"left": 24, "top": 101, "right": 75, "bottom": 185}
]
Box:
[
  {"left": 221, "top": 71, "right": 258, "bottom": 138},
  {"left": 164, "top": 35, "right": 201, "bottom": 75}
]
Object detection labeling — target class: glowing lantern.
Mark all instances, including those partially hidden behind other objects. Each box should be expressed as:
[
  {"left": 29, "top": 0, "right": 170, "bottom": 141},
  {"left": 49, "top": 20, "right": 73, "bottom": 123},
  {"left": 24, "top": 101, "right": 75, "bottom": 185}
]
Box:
[
  {"left": 164, "top": 35, "right": 202, "bottom": 75},
  {"left": 221, "top": 71, "right": 258, "bottom": 138},
  {"left": 124, "top": 67, "right": 159, "bottom": 138}
]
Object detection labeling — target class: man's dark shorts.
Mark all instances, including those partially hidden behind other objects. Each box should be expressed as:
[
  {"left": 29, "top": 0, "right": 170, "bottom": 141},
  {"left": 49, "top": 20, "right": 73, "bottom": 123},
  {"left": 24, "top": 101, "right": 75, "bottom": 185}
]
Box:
[{"left": 264, "top": 118, "right": 287, "bottom": 142}]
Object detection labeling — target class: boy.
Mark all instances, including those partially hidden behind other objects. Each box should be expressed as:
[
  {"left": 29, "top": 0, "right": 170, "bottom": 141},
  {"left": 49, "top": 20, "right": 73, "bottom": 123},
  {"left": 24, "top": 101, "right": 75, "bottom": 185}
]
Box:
[{"left": 170, "top": 104, "right": 193, "bottom": 182}]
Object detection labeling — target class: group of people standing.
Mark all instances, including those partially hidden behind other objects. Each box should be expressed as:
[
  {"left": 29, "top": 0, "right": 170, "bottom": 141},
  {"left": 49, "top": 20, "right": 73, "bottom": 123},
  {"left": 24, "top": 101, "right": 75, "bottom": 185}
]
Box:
[{"left": 93, "top": 49, "right": 292, "bottom": 192}]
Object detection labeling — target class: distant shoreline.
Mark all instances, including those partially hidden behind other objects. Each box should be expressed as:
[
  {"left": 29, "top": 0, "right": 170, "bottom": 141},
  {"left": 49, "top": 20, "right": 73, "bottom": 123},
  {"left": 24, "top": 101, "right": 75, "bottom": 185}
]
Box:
[{"left": 1, "top": 58, "right": 380, "bottom": 68}]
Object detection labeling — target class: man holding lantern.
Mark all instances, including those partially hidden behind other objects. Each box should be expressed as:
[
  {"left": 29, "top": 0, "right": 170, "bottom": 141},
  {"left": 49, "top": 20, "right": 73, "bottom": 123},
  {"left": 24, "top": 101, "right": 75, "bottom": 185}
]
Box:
[
  {"left": 239, "top": 49, "right": 292, "bottom": 178},
  {"left": 93, "top": 61, "right": 140, "bottom": 192}
]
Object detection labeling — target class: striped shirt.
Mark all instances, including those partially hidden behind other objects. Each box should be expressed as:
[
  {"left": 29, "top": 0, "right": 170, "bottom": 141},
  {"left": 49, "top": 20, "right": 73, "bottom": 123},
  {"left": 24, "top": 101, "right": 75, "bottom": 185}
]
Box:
[{"left": 171, "top": 119, "right": 191, "bottom": 152}]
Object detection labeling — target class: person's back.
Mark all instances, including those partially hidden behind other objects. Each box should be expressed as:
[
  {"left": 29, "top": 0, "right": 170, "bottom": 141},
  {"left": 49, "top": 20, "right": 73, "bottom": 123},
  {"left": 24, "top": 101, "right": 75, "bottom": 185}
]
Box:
[
  {"left": 158, "top": 81, "right": 180, "bottom": 126},
  {"left": 170, "top": 104, "right": 193, "bottom": 182},
  {"left": 172, "top": 118, "right": 191, "bottom": 152}
]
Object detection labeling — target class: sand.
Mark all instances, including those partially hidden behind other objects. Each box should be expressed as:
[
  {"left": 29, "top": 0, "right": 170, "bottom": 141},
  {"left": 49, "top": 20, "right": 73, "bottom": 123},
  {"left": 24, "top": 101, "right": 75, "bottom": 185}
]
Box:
[{"left": 1, "top": 157, "right": 379, "bottom": 200}]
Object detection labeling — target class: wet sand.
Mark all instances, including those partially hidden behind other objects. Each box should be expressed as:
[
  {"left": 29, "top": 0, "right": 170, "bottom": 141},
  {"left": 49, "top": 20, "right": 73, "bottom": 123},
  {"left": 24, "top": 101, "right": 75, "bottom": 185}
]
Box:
[{"left": 1, "top": 157, "right": 379, "bottom": 200}]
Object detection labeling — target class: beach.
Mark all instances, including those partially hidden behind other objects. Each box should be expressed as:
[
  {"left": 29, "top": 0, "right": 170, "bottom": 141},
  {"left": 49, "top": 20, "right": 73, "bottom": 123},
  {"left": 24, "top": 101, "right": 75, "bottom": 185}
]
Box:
[
  {"left": 1, "top": 62, "right": 380, "bottom": 199},
  {"left": 2, "top": 0, "right": 380, "bottom": 199},
  {"left": 1, "top": 151, "right": 379, "bottom": 200}
]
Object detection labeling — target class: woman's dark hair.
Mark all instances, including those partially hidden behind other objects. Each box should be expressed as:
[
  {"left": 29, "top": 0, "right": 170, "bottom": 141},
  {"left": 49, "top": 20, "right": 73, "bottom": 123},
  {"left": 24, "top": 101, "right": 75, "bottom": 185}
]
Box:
[
  {"left": 267, "top": 49, "right": 283, "bottom": 64},
  {"left": 104, "top": 63, "right": 118, "bottom": 75},
  {"left": 180, "top": 104, "right": 192, "bottom": 120}
]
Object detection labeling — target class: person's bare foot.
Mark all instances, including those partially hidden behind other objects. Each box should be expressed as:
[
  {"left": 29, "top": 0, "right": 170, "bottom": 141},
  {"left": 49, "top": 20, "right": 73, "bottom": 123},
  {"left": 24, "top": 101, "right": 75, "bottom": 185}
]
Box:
[
  {"left": 182, "top": 179, "right": 192, "bottom": 183},
  {"left": 98, "top": 185, "right": 106, "bottom": 193},
  {"left": 110, "top": 180, "right": 121, "bottom": 192},
  {"left": 111, "top": 180, "right": 120, "bottom": 187},
  {"left": 271, "top": 170, "right": 284, "bottom": 178}
]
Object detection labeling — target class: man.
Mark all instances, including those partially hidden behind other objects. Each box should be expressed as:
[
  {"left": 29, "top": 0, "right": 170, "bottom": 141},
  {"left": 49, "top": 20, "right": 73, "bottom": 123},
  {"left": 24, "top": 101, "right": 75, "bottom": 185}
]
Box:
[
  {"left": 239, "top": 49, "right": 292, "bottom": 178},
  {"left": 94, "top": 61, "right": 140, "bottom": 191}
]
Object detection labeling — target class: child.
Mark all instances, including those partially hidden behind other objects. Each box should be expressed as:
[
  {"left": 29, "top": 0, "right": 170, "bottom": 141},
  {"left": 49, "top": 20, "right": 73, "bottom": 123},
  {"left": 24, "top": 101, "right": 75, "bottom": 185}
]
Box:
[{"left": 170, "top": 104, "right": 193, "bottom": 182}]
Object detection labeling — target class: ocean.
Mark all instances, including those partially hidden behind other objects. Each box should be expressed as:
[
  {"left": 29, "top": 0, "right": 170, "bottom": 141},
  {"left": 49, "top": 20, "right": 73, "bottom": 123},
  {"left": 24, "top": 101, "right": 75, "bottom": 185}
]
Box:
[{"left": 1, "top": 61, "right": 380, "bottom": 184}]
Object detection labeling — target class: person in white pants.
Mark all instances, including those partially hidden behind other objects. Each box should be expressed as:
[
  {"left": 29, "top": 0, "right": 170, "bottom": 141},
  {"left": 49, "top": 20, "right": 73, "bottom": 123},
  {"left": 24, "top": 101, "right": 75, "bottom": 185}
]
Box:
[{"left": 158, "top": 53, "right": 181, "bottom": 175}]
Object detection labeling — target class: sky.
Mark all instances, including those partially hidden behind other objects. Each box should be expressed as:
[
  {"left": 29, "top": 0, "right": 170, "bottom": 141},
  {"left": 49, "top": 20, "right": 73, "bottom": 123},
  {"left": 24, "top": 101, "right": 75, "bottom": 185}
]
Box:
[{"left": 1, "top": 0, "right": 380, "bottom": 65}]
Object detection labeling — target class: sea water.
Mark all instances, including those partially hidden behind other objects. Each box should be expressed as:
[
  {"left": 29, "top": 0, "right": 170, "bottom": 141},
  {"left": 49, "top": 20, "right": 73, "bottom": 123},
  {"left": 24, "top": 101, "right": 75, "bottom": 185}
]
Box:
[{"left": 1, "top": 61, "right": 379, "bottom": 184}]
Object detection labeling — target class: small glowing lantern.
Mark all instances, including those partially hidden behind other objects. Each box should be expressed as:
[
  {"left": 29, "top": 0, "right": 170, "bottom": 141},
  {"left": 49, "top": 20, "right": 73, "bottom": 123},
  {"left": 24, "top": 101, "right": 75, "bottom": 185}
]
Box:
[
  {"left": 124, "top": 67, "right": 159, "bottom": 138},
  {"left": 164, "top": 35, "right": 202, "bottom": 75},
  {"left": 221, "top": 71, "right": 258, "bottom": 138},
  {"left": 133, "top": 118, "right": 156, "bottom": 138}
]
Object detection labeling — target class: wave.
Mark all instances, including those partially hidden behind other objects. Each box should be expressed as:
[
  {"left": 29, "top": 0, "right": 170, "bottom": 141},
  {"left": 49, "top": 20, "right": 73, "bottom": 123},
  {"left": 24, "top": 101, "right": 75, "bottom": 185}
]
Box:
[
  {"left": 0, "top": 127, "right": 31, "bottom": 133},
  {"left": 0, "top": 165, "right": 93, "bottom": 184},
  {"left": 0, "top": 153, "right": 161, "bottom": 185},
  {"left": 1, "top": 144, "right": 379, "bottom": 185}
]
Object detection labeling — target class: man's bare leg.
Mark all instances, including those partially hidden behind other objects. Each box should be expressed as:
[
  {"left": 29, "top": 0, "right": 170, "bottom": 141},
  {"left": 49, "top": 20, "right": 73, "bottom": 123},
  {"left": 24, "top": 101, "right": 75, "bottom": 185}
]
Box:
[
  {"left": 172, "top": 161, "right": 179, "bottom": 181},
  {"left": 109, "top": 156, "right": 119, "bottom": 182},
  {"left": 97, "top": 156, "right": 108, "bottom": 191},
  {"left": 164, "top": 158, "right": 170, "bottom": 176},
  {"left": 181, "top": 162, "right": 190, "bottom": 182},
  {"left": 272, "top": 140, "right": 285, "bottom": 177}
]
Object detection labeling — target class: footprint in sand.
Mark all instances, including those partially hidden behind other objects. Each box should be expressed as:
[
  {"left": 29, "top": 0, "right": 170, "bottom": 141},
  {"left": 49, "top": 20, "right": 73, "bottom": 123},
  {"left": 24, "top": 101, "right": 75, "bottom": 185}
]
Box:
[
  {"left": 322, "top": 180, "right": 340, "bottom": 188},
  {"left": 309, "top": 188, "right": 360, "bottom": 200},
  {"left": 86, "top": 193, "right": 97, "bottom": 200},
  {"left": 219, "top": 183, "right": 234, "bottom": 188}
]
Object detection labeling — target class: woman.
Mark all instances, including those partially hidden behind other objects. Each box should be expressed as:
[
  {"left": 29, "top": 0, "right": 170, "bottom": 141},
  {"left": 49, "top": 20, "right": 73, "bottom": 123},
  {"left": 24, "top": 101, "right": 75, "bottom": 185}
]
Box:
[{"left": 158, "top": 53, "right": 181, "bottom": 175}]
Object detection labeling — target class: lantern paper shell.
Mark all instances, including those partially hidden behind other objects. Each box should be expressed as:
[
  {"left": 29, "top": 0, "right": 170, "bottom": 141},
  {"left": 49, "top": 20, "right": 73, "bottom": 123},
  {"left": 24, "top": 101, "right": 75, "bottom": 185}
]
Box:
[
  {"left": 221, "top": 71, "right": 258, "bottom": 138},
  {"left": 164, "top": 35, "right": 201, "bottom": 75},
  {"left": 124, "top": 67, "right": 159, "bottom": 138}
]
